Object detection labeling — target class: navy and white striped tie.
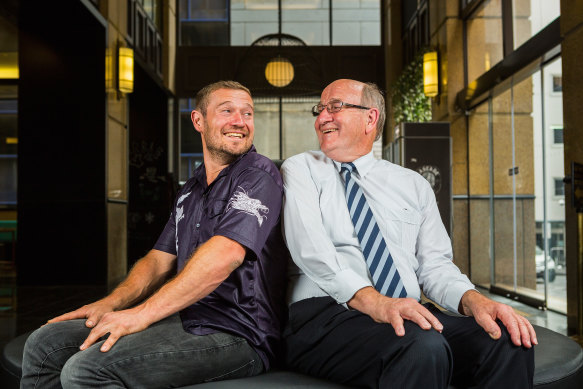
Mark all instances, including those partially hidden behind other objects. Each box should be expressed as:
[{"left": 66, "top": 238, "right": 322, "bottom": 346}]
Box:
[{"left": 341, "top": 162, "right": 407, "bottom": 298}]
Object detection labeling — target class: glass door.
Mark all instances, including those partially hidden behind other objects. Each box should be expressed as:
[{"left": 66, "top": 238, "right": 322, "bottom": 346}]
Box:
[{"left": 487, "top": 57, "right": 565, "bottom": 313}]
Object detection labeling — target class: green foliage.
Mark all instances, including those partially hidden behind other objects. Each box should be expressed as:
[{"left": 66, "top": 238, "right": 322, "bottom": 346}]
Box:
[{"left": 391, "top": 52, "right": 432, "bottom": 126}]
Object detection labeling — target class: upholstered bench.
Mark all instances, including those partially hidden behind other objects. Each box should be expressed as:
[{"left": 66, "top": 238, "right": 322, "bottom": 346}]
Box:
[{"left": 2, "top": 324, "right": 582, "bottom": 388}]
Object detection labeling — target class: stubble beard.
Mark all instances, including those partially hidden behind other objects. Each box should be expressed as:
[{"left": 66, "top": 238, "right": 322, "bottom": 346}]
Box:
[{"left": 204, "top": 127, "right": 251, "bottom": 166}]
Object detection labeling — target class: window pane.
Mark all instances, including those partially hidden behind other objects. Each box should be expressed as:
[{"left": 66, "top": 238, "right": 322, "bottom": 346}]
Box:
[
  {"left": 231, "top": 0, "right": 278, "bottom": 46},
  {"left": 541, "top": 57, "right": 565, "bottom": 312},
  {"left": 252, "top": 97, "right": 320, "bottom": 160},
  {"left": 332, "top": 0, "right": 380, "bottom": 45},
  {"left": 282, "top": 97, "right": 320, "bottom": 158},
  {"left": 179, "top": 0, "right": 229, "bottom": 45},
  {"left": 282, "top": 0, "right": 330, "bottom": 45},
  {"left": 552, "top": 76, "right": 562, "bottom": 92},
  {"left": 252, "top": 97, "right": 280, "bottom": 159},
  {"left": 553, "top": 127, "right": 563, "bottom": 144},
  {"left": 466, "top": 98, "right": 492, "bottom": 287},
  {"left": 466, "top": 0, "right": 504, "bottom": 83},
  {"left": 553, "top": 178, "right": 564, "bottom": 196},
  {"left": 180, "top": 21, "right": 229, "bottom": 45},
  {"left": 513, "top": 0, "right": 560, "bottom": 50},
  {"left": 179, "top": 98, "right": 203, "bottom": 183}
]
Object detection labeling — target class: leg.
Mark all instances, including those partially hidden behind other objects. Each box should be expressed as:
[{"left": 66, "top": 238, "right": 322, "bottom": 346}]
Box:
[
  {"left": 60, "top": 314, "right": 263, "bottom": 388},
  {"left": 429, "top": 305, "right": 534, "bottom": 389},
  {"left": 284, "top": 297, "right": 452, "bottom": 389},
  {"left": 21, "top": 319, "right": 91, "bottom": 389}
]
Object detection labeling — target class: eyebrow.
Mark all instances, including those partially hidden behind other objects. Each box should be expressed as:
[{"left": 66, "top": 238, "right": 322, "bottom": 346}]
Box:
[{"left": 216, "top": 101, "right": 254, "bottom": 110}]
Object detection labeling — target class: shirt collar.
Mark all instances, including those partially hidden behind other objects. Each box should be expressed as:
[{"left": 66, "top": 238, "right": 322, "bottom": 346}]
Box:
[
  {"left": 193, "top": 145, "right": 257, "bottom": 189},
  {"left": 332, "top": 150, "right": 375, "bottom": 179}
]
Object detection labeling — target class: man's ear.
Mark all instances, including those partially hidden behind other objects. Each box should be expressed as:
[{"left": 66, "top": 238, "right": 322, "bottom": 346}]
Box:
[
  {"left": 364, "top": 108, "right": 380, "bottom": 136},
  {"left": 191, "top": 110, "right": 204, "bottom": 134}
]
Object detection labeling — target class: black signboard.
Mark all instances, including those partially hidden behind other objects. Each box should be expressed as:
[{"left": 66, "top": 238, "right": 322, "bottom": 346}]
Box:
[{"left": 393, "top": 122, "right": 452, "bottom": 235}]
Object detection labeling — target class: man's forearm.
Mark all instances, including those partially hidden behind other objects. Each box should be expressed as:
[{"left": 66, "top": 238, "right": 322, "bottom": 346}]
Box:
[
  {"left": 104, "top": 249, "right": 177, "bottom": 311},
  {"left": 131, "top": 236, "right": 246, "bottom": 325}
]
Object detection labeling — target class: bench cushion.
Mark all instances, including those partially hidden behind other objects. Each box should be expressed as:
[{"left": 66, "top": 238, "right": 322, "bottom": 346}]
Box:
[{"left": 2, "top": 324, "right": 582, "bottom": 388}]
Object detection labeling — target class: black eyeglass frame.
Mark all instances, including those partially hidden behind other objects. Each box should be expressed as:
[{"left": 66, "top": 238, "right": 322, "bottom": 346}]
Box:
[{"left": 311, "top": 100, "right": 371, "bottom": 117}]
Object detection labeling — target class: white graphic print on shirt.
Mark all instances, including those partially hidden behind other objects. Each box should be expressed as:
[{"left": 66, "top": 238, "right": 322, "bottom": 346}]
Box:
[{"left": 226, "top": 186, "right": 269, "bottom": 227}]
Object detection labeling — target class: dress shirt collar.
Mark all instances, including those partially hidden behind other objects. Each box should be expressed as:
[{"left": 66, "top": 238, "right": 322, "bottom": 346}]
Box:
[{"left": 332, "top": 150, "right": 375, "bottom": 179}]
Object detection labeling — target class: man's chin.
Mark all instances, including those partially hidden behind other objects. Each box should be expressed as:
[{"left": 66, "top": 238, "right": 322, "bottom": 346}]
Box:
[{"left": 209, "top": 145, "right": 250, "bottom": 164}]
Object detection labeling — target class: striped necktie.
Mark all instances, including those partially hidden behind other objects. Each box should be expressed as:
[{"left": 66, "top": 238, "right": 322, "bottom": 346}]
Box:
[{"left": 341, "top": 162, "right": 407, "bottom": 298}]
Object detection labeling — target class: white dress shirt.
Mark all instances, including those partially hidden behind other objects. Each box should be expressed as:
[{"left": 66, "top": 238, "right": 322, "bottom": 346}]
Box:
[{"left": 281, "top": 150, "right": 475, "bottom": 314}]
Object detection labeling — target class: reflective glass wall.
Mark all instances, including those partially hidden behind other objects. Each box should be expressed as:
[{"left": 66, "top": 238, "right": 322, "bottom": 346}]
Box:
[
  {"left": 467, "top": 57, "right": 564, "bottom": 312},
  {"left": 176, "top": 0, "right": 382, "bottom": 182},
  {"left": 179, "top": 0, "right": 381, "bottom": 46}
]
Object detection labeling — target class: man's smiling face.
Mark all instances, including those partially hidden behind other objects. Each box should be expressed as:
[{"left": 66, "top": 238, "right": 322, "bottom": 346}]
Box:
[
  {"left": 198, "top": 88, "right": 255, "bottom": 165},
  {"left": 314, "top": 79, "right": 372, "bottom": 162}
]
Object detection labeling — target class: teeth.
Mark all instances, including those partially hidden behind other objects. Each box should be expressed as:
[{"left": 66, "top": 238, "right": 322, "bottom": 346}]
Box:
[
  {"left": 226, "top": 133, "right": 243, "bottom": 138},
  {"left": 323, "top": 129, "right": 338, "bottom": 134}
]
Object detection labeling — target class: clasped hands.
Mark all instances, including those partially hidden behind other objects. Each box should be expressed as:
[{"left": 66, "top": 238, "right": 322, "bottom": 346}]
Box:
[
  {"left": 350, "top": 287, "right": 537, "bottom": 348},
  {"left": 47, "top": 299, "right": 150, "bottom": 353}
]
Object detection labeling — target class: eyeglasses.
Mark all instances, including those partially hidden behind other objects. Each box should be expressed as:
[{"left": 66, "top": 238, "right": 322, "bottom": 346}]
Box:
[{"left": 311, "top": 100, "right": 371, "bottom": 117}]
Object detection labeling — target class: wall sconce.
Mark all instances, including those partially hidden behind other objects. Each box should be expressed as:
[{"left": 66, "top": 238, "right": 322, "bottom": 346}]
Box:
[
  {"left": 265, "top": 57, "right": 294, "bottom": 87},
  {"left": 423, "top": 51, "right": 439, "bottom": 97},
  {"left": 0, "top": 52, "right": 19, "bottom": 79},
  {"left": 118, "top": 47, "right": 134, "bottom": 94}
]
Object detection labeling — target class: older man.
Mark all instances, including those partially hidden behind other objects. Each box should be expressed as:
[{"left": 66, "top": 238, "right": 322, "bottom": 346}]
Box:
[
  {"left": 281, "top": 79, "right": 536, "bottom": 389},
  {"left": 21, "top": 81, "right": 287, "bottom": 388}
]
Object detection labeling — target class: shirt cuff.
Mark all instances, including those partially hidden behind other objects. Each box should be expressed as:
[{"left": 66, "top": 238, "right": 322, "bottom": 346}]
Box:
[
  {"left": 443, "top": 280, "right": 476, "bottom": 314},
  {"left": 324, "top": 268, "right": 372, "bottom": 304}
]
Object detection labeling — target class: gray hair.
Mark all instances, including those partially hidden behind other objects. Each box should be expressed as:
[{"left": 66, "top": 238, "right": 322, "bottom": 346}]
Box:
[{"left": 361, "top": 82, "right": 385, "bottom": 141}]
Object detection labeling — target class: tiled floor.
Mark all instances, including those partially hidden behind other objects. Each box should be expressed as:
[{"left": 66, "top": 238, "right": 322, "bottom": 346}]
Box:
[{"left": 0, "top": 284, "right": 572, "bottom": 346}]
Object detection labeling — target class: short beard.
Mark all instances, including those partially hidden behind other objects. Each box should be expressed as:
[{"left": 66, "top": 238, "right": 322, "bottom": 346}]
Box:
[
  {"left": 203, "top": 128, "right": 250, "bottom": 165},
  {"left": 206, "top": 143, "right": 245, "bottom": 166}
]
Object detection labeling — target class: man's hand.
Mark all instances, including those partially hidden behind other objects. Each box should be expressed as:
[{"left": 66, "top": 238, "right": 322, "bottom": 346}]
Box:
[
  {"left": 47, "top": 299, "right": 118, "bottom": 329},
  {"left": 349, "top": 287, "right": 443, "bottom": 336},
  {"left": 78, "top": 307, "right": 150, "bottom": 352},
  {"left": 460, "top": 289, "right": 537, "bottom": 348}
]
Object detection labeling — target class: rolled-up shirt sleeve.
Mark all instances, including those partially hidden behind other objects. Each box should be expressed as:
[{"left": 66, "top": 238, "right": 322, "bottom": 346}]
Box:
[
  {"left": 414, "top": 177, "right": 475, "bottom": 313},
  {"left": 281, "top": 157, "right": 371, "bottom": 304}
]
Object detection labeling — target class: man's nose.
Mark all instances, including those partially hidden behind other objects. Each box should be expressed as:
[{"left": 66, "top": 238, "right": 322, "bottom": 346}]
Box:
[
  {"left": 230, "top": 111, "right": 244, "bottom": 126},
  {"left": 316, "top": 108, "right": 333, "bottom": 124}
]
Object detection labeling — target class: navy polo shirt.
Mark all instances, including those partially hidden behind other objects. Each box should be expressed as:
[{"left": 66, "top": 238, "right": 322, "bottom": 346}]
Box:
[{"left": 153, "top": 146, "right": 287, "bottom": 369}]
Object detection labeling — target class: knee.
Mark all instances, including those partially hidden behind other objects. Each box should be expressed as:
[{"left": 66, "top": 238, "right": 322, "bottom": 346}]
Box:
[
  {"left": 23, "top": 323, "right": 68, "bottom": 362},
  {"left": 494, "top": 323, "right": 535, "bottom": 366},
  {"left": 378, "top": 328, "right": 452, "bottom": 388},
  {"left": 403, "top": 328, "right": 451, "bottom": 368},
  {"left": 381, "top": 326, "right": 451, "bottom": 370},
  {"left": 60, "top": 352, "right": 94, "bottom": 388}
]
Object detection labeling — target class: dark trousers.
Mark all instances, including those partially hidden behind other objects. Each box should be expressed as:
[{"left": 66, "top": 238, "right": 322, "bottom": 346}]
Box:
[{"left": 283, "top": 297, "right": 534, "bottom": 389}]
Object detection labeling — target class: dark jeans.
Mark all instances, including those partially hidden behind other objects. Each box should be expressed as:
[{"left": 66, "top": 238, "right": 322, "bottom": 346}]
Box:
[
  {"left": 284, "top": 297, "right": 534, "bottom": 389},
  {"left": 20, "top": 314, "right": 263, "bottom": 389}
]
